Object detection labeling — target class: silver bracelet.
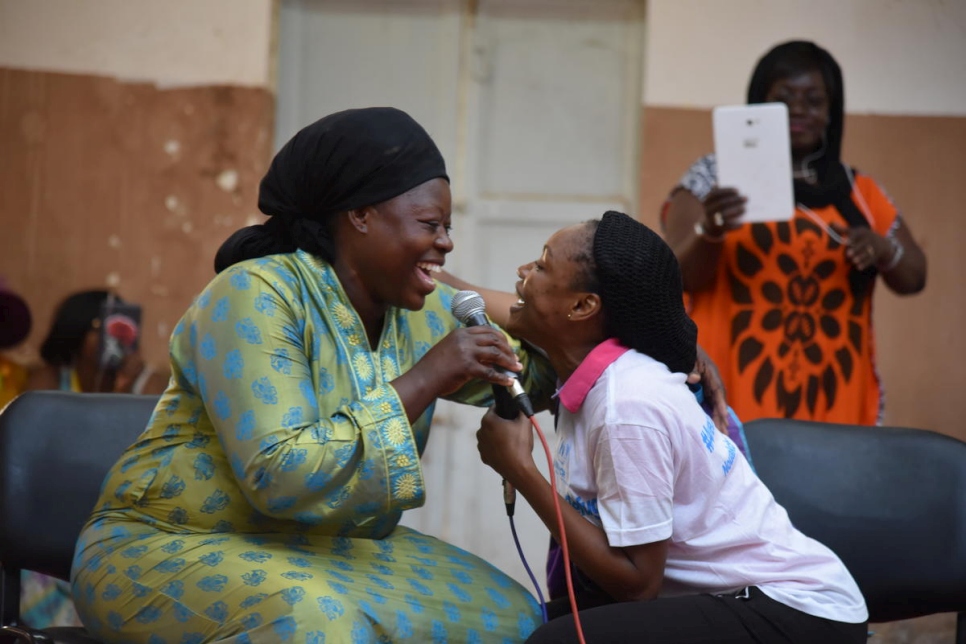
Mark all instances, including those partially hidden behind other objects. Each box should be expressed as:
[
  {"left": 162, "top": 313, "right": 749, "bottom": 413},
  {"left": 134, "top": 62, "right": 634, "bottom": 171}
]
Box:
[{"left": 879, "top": 236, "right": 904, "bottom": 272}]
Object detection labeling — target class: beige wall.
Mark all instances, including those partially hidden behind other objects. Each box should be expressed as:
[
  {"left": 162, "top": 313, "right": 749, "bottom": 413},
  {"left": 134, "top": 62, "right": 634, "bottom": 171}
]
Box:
[
  {"left": 0, "top": 0, "right": 276, "bottom": 368},
  {"left": 0, "top": 0, "right": 274, "bottom": 87},
  {"left": 643, "top": 0, "right": 966, "bottom": 115}
]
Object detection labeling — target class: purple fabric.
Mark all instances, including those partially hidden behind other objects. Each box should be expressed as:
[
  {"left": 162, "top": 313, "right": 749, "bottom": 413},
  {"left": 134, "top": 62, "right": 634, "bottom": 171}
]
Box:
[{"left": 695, "top": 386, "right": 753, "bottom": 468}]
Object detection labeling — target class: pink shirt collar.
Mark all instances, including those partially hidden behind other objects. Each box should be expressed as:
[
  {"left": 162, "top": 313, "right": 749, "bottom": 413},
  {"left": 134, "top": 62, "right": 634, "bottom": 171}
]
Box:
[{"left": 557, "top": 338, "right": 631, "bottom": 413}]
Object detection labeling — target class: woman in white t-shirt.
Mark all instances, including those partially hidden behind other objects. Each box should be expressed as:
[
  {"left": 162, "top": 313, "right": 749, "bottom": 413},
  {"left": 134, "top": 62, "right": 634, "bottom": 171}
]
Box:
[{"left": 475, "top": 210, "right": 868, "bottom": 643}]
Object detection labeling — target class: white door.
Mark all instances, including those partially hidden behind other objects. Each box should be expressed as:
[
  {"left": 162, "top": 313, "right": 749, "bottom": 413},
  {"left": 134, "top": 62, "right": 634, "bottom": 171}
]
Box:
[{"left": 276, "top": 0, "right": 645, "bottom": 592}]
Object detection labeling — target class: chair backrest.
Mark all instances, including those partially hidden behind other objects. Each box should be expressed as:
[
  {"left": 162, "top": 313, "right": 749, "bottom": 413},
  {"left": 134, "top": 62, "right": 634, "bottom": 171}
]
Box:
[
  {"left": 0, "top": 391, "right": 158, "bottom": 581},
  {"left": 743, "top": 418, "right": 966, "bottom": 624}
]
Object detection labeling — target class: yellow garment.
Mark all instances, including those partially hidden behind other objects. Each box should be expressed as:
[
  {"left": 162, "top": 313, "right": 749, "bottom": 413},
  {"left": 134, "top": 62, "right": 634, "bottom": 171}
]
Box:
[
  {"left": 0, "top": 355, "right": 28, "bottom": 410},
  {"left": 72, "top": 251, "right": 555, "bottom": 642},
  {"left": 68, "top": 366, "right": 81, "bottom": 393}
]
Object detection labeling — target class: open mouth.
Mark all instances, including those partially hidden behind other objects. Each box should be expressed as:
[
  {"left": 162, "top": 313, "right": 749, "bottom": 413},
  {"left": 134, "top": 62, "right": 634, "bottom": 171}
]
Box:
[
  {"left": 509, "top": 286, "right": 526, "bottom": 312},
  {"left": 415, "top": 262, "right": 442, "bottom": 287}
]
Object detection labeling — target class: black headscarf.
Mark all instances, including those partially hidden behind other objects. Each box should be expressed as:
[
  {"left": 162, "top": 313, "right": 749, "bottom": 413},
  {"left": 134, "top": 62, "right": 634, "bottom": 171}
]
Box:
[
  {"left": 746, "top": 40, "right": 867, "bottom": 231},
  {"left": 215, "top": 107, "right": 449, "bottom": 273},
  {"left": 593, "top": 211, "right": 697, "bottom": 374}
]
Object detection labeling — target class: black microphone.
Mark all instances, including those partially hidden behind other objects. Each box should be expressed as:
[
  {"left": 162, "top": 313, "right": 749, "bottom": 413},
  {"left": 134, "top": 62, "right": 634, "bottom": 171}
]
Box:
[
  {"left": 451, "top": 290, "right": 535, "bottom": 516},
  {"left": 450, "top": 290, "right": 535, "bottom": 418}
]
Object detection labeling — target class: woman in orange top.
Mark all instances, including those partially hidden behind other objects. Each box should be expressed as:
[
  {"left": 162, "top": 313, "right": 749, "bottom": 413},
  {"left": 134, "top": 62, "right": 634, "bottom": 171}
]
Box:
[{"left": 662, "top": 41, "right": 926, "bottom": 425}]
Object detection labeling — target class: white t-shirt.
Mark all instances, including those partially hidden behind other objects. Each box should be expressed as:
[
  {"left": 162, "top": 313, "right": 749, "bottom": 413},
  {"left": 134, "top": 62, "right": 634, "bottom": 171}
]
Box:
[{"left": 554, "top": 339, "right": 868, "bottom": 624}]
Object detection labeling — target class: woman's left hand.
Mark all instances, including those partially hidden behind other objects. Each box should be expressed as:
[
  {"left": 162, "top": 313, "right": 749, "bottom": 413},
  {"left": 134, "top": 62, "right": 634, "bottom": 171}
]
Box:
[
  {"left": 687, "top": 345, "right": 730, "bottom": 434},
  {"left": 476, "top": 406, "right": 536, "bottom": 483},
  {"left": 831, "top": 223, "right": 890, "bottom": 272}
]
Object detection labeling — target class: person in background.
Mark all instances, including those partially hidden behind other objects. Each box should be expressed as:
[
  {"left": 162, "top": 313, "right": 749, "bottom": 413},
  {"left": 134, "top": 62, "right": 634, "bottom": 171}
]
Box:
[
  {"left": 70, "top": 107, "right": 557, "bottom": 643},
  {"left": 476, "top": 211, "right": 867, "bottom": 643},
  {"left": 26, "top": 290, "right": 168, "bottom": 396},
  {"left": 661, "top": 40, "right": 926, "bottom": 425},
  {"left": 0, "top": 278, "right": 32, "bottom": 410},
  {"left": 15, "top": 289, "right": 167, "bottom": 629}
]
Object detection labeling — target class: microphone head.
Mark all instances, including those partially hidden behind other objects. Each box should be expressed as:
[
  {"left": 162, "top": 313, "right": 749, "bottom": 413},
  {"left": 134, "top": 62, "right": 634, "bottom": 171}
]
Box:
[{"left": 451, "top": 290, "right": 487, "bottom": 325}]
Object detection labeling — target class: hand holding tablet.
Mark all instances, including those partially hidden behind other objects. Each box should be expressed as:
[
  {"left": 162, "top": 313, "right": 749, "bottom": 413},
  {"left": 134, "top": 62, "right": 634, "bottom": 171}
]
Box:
[{"left": 712, "top": 102, "right": 795, "bottom": 223}]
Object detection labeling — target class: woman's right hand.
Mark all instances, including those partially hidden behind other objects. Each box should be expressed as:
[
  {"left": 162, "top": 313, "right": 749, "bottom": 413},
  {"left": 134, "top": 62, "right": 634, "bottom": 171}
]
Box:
[
  {"left": 476, "top": 406, "right": 536, "bottom": 484},
  {"left": 700, "top": 187, "right": 747, "bottom": 238},
  {"left": 391, "top": 326, "right": 523, "bottom": 422},
  {"left": 664, "top": 186, "right": 745, "bottom": 291},
  {"left": 428, "top": 326, "right": 522, "bottom": 396}
]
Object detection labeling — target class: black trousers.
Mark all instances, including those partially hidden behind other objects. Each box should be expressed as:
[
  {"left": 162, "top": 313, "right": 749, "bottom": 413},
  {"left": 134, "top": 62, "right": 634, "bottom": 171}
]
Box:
[{"left": 527, "top": 587, "right": 868, "bottom": 644}]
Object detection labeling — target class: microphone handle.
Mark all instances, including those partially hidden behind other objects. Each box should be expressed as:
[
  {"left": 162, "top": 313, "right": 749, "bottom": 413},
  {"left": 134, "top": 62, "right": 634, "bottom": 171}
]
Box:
[
  {"left": 492, "top": 385, "right": 518, "bottom": 516},
  {"left": 492, "top": 383, "right": 519, "bottom": 420}
]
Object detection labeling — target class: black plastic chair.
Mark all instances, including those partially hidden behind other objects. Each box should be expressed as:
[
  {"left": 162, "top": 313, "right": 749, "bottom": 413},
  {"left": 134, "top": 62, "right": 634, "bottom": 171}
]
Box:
[
  {"left": 744, "top": 418, "right": 966, "bottom": 643},
  {"left": 0, "top": 391, "right": 158, "bottom": 644}
]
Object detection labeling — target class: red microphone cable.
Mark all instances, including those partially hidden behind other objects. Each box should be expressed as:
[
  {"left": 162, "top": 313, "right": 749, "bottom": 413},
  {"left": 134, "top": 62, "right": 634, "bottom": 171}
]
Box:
[{"left": 509, "top": 412, "right": 586, "bottom": 644}]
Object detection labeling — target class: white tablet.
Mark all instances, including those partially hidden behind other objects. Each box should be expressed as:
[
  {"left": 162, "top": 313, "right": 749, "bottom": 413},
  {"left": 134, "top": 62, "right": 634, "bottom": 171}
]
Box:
[{"left": 712, "top": 102, "right": 795, "bottom": 223}]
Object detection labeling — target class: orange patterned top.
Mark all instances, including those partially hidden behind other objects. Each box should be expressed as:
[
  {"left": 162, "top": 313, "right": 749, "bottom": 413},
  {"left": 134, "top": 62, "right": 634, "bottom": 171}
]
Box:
[{"left": 672, "top": 155, "right": 900, "bottom": 425}]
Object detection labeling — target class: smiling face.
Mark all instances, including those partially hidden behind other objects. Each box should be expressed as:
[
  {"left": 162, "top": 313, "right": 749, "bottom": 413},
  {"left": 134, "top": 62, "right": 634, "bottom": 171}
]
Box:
[
  {"left": 765, "top": 69, "right": 830, "bottom": 159},
  {"left": 505, "top": 222, "right": 597, "bottom": 350},
  {"left": 353, "top": 177, "right": 453, "bottom": 311}
]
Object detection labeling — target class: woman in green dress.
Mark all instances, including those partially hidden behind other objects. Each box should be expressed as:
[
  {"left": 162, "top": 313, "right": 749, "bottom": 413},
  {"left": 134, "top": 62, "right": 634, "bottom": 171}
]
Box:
[{"left": 70, "top": 107, "right": 555, "bottom": 643}]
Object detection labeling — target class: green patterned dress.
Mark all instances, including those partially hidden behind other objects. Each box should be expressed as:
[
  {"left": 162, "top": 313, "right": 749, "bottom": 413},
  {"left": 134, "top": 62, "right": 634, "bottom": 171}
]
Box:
[{"left": 71, "top": 250, "right": 554, "bottom": 643}]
